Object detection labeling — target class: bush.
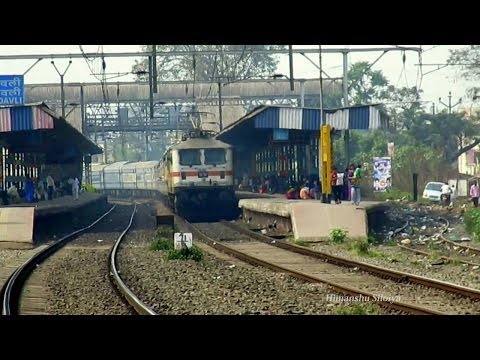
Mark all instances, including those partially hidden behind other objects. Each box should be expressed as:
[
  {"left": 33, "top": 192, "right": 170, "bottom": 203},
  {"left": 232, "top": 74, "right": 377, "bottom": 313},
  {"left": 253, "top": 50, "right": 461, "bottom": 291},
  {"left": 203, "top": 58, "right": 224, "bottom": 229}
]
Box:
[
  {"left": 464, "top": 208, "right": 480, "bottom": 242},
  {"left": 165, "top": 246, "right": 204, "bottom": 262},
  {"left": 156, "top": 225, "right": 174, "bottom": 240},
  {"left": 330, "top": 228, "right": 348, "bottom": 243},
  {"left": 350, "top": 239, "right": 370, "bottom": 255},
  {"left": 83, "top": 183, "right": 96, "bottom": 193},
  {"left": 150, "top": 239, "right": 174, "bottom": 251},
  {"left": 374, "top": 188, "right": 412, "bottom": 201}
]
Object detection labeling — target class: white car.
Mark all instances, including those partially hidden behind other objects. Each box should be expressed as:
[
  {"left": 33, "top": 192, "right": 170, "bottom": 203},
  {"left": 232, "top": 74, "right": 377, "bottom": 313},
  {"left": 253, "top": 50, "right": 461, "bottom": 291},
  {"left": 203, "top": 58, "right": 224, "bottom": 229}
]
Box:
[{"left": 422, "top": 182, "right": 444, "bottom": 202}]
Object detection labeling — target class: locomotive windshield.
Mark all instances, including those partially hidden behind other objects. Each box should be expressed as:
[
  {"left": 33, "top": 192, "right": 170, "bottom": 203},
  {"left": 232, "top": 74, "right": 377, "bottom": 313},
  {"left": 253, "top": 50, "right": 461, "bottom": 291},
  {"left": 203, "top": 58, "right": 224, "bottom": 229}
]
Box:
[
  {"left": 179, "top": 149, "right": 201, "bottom": 166},
  {"left": 204, "top": 148, "right": 226, "bottom": 165}
]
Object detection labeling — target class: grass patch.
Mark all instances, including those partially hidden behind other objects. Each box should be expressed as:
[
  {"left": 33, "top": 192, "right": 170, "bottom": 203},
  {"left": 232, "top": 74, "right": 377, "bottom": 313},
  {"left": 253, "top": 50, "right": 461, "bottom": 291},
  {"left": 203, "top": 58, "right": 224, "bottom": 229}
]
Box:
[
  {"left": 350, "top": 238, "right": 370, "bottom": 255},
  {"left": 150, "top": 225, "right": 177, "bottom": 252},
  {"left": 448, "top": 257, "right": 461, "bottom": 265},
  {"left": 373, "top": 188, "right": 412, "bottom": 202},
  {"left": 383, "top": 238, "right": 397, "bottom": 246},
  {"left": 335, "top": 303, "right": 382, "bottom": 315},
  {"left": 165, "top": 246, "right": 204, "bottom": 262},
  {"left": 330, "top": 229, "right": 348, "bottom": 244},
  {"left": 464, "top": 208, "right": 480, "bottom": 242},
  {"left": 295, "top": 240, "right": 310, "bottom": 247},
  {"left": 427, "top": 241, "right": 439, "bottom": 251},
  {"left": 150, "top": 239, "right": 174, "bottom": 251}
]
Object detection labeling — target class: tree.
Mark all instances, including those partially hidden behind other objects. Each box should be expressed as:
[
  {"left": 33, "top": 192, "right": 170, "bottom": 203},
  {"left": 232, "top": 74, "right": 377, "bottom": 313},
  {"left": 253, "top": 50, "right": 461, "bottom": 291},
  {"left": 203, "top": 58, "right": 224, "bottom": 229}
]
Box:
[
  {"left": 387, "top": 86, "right": 424, "bottom": 131},
  {"left": 132, "top": 45, "right": 286, "bottom": 82},
  {"left": 448, "top": 45, "right": 480, "bottom": 82},
  {"left": 347, "top": 61, "right": 390, "bottom": 105}
]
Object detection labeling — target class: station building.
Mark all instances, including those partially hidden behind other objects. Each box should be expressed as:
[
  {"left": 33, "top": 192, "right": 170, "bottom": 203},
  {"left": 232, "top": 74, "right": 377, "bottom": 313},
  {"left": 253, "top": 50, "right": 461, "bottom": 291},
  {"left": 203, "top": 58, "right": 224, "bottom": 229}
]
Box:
[
  {"left": 216, "top": 104, "right": 388, "bottom": 189},
  {"left": 0, "top": 102, "right": 102, "bottom": 202}
]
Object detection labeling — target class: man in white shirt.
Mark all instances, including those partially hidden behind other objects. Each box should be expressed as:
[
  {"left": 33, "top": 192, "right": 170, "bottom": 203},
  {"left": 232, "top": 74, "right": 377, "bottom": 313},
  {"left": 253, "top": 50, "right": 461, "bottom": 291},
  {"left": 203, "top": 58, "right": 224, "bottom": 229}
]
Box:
[{"left": 441, "top": 182, "right": 452, "bottom": 206}]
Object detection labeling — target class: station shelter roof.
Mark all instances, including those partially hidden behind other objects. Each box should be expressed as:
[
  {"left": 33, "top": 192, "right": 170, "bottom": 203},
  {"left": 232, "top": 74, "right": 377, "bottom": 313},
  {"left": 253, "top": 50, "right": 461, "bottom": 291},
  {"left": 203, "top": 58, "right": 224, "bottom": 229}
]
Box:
[
  {"left": 0, "top": 102, "right": 102, "bottom": 162},
  {"left": 216, "top": 104, "right": 388, "bottom": 146}
]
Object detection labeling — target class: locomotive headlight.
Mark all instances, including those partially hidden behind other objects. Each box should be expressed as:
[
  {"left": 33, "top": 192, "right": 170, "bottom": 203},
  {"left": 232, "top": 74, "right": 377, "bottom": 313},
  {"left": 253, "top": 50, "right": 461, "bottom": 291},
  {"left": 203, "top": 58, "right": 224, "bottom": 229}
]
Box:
[{"left": 220, "top": 171, "right": 225, "bottom": 179}]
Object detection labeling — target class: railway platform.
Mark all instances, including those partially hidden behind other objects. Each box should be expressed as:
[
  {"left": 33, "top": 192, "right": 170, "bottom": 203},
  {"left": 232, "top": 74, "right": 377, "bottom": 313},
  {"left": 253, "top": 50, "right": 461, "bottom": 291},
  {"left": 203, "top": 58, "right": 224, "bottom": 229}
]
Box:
[
  {"left": 0, "top": 193, "right": 108, "bottom": 249},
  {"left": 235, "top": 191, "right": 388, "bottom": 241}
]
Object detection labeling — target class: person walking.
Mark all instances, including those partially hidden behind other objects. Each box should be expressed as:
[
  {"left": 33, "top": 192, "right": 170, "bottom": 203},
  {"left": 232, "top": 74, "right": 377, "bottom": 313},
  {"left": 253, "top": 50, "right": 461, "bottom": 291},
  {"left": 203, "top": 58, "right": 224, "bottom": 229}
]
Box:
[
  {"left": 349, "top": 164, "right": 363, "bottom": 206},
  {"left": 72, "top": 177, "right": 80, "bottom": 200},
  {"left": 470, "top": 180, "right": 479, "bottom": 208},
  {"left": 46, "top": 175, "right": 55, "bottom": 200}
]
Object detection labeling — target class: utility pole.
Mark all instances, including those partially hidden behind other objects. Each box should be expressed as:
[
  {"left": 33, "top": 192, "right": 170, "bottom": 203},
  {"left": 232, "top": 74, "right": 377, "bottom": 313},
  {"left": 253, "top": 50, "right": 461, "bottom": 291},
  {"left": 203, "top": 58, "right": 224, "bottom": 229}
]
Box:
[
  {"left": 288, "top": 45, "right": 294, "bottom": 91},
  {"left": 342, "top": 52, "right": 350, "bottom": 168},
  {"left": 218, "top": 81, "right": 223, "bottom": 131},
  {"left": 51, "top": 60, "right": 72, "bottom": 118},
  {"left": 146, "top": 54, "right": 154, "bottom": 161},
  {"left": 439, "top": 91, "right": 461, "bottom": 115}
]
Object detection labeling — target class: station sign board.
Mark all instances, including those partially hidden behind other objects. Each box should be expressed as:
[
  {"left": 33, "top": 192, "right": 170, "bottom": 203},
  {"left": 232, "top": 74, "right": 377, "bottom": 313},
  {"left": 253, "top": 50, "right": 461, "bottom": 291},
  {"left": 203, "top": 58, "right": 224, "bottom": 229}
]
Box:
[{"left": 0, "top": 75, "right": 24, "bottom": 106}]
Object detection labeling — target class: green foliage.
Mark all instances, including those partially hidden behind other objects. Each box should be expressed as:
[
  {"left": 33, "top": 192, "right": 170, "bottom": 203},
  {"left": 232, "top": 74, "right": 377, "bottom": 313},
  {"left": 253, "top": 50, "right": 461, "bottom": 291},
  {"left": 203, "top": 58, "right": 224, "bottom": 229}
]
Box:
[
  {"left": 150, "top": 225, "right": 175, "bottom": 251},
  {"left": 374, "top": 188, "right": 412, "bottom": 201},
  {"left": 156, "top": 225, "right": 175, "bottom": 240},
  {"left": 427, "top": 240, "right": 439, "bottom": 251},
  {"left": 294, "top": 240, "right": 309, "bottom": 247},
  {"left": 464, "top": 208, "right": 480, "bottom": 242},
  {"left": 330, "top": 228, "right": 348, "bottom": 244},
  {"left": 349, "top": 238, "right": 370, "bottom": 255},
  {"left": 132, "top": 45, "right": 285, "bottom": 82},
  {"left": 165, "top": 246, "right": 204, "bottom": 262},
  {"left": 150, "top": 239, "right": 174, "bottom": 251},
  {"left": 335, "top": 303, "right": 382, "bottom": 315},
  {"left": 82, "top": 183, "right": 96, "bottom": 193},
  {"left": 448, "top": 45, "right": 480, "bottom": 81}
]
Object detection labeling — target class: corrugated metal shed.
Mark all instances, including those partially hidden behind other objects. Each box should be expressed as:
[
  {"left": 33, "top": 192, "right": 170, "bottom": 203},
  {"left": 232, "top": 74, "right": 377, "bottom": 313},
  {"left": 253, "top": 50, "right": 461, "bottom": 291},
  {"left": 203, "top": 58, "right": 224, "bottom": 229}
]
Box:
[
  {"left": 10, "top": 106, "right": 34, "bottom": 131},
  {"left": 0, "top": 102, "right": 102, "bottom": 157},
  {"left": 220, "top": 104, "right": 387, "bottom": 133},
  {"left": 0, "top": 103, "right": 54, "bottom": 132}
]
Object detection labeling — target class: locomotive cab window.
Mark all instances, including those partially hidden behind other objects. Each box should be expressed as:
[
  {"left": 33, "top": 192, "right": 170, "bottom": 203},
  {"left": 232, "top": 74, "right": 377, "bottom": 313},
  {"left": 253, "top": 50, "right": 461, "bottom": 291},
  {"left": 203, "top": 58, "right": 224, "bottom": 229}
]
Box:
[
  {"left": 179, "top": 149, "right": 201, "bottom": 166},
  {"left": 204, "top": 148, "right": 226, "bottom": 165}
]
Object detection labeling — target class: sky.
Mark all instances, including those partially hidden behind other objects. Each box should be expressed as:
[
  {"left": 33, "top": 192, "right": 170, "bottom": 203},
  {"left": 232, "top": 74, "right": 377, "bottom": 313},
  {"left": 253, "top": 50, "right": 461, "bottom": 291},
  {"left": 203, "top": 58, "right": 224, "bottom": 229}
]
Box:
[{"left": 0, "top": 45, "right": 476, "bottom": 111}]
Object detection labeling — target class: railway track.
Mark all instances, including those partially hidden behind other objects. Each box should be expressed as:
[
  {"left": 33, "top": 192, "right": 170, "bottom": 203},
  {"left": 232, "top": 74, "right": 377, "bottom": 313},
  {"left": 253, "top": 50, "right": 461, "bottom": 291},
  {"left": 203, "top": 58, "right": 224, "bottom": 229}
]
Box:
[
  {"left": 1, "top": 203, "right": 155, "bottom": 315},
  {"left": 394, "top": 216, "right": 480, "bottom": 266},
  {"left": 177, "top": 218, "right": 480, "bottom": 315}
]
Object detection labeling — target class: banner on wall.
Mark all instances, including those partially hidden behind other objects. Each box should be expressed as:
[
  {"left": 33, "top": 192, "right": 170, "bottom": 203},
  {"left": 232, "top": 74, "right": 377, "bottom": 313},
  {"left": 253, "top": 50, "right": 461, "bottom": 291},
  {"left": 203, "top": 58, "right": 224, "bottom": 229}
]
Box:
[{"left": 373, "top": 156, "right": 392, "bottom": 192}]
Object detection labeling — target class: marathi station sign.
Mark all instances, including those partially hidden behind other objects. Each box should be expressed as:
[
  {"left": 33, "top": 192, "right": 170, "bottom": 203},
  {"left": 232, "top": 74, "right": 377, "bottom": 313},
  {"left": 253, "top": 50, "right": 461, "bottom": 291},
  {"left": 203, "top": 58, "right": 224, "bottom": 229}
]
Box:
[{"left": 0, "top": 75, "right": 24, "bottom": 106}]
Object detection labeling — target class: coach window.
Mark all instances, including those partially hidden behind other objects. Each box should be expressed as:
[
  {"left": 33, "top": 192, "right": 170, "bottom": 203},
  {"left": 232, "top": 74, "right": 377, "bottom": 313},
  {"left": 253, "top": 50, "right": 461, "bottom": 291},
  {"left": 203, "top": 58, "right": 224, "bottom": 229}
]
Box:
[
  {"left": 204, "top": 148, "right": 226, "bottom": 165},
  {"left": 179, "top": 149, "right": 201, "bottom": 166}
]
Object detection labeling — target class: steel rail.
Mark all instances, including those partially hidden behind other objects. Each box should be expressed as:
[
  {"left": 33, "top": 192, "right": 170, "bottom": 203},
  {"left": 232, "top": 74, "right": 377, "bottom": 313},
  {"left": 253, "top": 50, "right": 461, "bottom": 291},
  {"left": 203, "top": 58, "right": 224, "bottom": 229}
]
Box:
[
  {"left": 109, "top": 203, "right": 156, "bottom": 315},
  {"left": 1, "top": 205, "right": 117, "bottom": 315},
  {"left": 176, "top": 217, "right": 442, "bottom": 315}
]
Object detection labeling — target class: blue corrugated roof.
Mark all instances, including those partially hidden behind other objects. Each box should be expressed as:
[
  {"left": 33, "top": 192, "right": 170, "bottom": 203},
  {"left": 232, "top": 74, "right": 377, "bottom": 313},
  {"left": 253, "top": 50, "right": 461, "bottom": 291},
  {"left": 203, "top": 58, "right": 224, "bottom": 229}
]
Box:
[
  {"left": 217, "top": 105, "right": 387, "bottom": 137},
  {"left": 254, "top": 107, "right": 279, "bottom": 128}
]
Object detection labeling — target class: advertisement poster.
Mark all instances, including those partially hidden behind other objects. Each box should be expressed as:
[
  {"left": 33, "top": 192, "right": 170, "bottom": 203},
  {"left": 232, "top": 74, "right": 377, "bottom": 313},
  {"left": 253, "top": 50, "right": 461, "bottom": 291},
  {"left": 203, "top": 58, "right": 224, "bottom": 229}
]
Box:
[{"left": 373, "top": 157, "right": 392, "bottom": 192}]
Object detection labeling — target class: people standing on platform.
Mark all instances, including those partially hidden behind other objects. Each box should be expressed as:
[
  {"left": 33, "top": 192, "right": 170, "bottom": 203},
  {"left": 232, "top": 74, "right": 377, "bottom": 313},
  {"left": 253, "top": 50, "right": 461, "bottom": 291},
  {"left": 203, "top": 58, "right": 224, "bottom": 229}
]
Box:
[
  {"left": 46, "top": 175, "right": 55, "bottom": 200},
  {"left": 299, "top": 182, "right": 311, "bottom": 200},
  {"left": 345, "top": 166, "right": 353, "bottom": 201},
  {"left": 24, "top": 175, "right": 34, "bottom": 203},
  {"left": 333, "top": 167, "right": 344, "bottom": 204},
  {"left": 349, "top": 164, "right": 363, "bottom": 206},
  {"left": 470, "top": 180, "right": 479, "bottom": 208},
  {"left": 7, "top": 183, "right": 20, "bottom": 204},
  {"left": 314, "top": 180, "right": 321, "bottom": 200},
  {"left": 72, "top": 177, "right": 80, "bottom": 200},
  {"left": 36, "top": 178, "right": 46, "bottom": 201}
]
